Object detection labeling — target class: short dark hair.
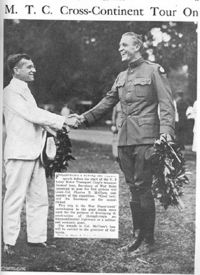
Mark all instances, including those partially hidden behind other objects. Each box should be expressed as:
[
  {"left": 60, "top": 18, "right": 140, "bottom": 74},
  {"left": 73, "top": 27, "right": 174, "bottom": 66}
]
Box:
[
  {"left": 7, "top": 53, "right": 31, "bottom": 74},
  {"left": 122, "top": 32, "right": 144, "bottom": 52}
]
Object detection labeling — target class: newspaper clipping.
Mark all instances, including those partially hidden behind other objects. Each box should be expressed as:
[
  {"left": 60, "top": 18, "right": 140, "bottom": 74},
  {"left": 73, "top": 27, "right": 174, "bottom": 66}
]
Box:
[
  {"left": 54, "top": 173, "right": 118, "bottom": 238},
  {"left": 1, "top": 0, "right": 199, "bottom": 274}
]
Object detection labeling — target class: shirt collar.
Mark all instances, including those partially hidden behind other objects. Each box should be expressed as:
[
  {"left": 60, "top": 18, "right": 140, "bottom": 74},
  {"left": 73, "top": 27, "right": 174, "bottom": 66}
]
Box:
[
  {"left": 10, "top": 77, "right": 29, "bottom": 90},
  {"left": 128, "top": 57, "right": 144, "bottom": 69}
]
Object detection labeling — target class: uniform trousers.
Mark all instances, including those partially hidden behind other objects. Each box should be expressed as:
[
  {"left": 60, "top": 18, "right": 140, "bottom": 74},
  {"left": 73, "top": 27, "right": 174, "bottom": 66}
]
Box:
[
  {"left": 118, "top": 145, "right": 155, "bottom": 241},
  {"left": 3, "top": 158, "right": 48, "bottom": 245}
]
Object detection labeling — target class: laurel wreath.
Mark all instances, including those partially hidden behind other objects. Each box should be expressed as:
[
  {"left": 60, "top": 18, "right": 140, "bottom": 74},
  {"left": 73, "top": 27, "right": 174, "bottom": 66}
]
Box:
[
  {"left": 151, "top": 137, "right": 189, "bottom": 210},
  {"left": 44, "top": 128, "right": 75, "bottom": 178}
]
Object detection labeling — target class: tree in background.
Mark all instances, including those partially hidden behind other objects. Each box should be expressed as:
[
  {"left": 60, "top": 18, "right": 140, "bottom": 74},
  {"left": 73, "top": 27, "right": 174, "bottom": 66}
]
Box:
[
  {"left": 145, "top": 22, "right": 197, "bottom": 103},
  {"left": 4, "top": 20, "right": 197, "bottom": 106}
]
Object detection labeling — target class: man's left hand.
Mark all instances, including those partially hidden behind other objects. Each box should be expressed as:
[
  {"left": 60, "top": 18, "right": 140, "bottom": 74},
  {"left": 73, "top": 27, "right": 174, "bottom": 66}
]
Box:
[{"left": 159, "top": 133, "right": 173, "bottom": 142}]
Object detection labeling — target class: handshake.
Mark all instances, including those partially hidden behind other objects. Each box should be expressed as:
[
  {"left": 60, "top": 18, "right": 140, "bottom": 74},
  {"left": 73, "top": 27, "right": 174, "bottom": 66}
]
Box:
[{"left": 64, "top": 114, "right": 85, "bottom": 129}]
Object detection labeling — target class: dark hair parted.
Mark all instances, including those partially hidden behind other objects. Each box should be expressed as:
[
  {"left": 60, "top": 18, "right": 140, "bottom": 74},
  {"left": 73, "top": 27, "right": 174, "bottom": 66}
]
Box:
[
  {"left": 7, "top": 53, "right": 31, "bottom": 74},
  {"left": 122, "top": 32, "right": 144, "bottom": 52}
]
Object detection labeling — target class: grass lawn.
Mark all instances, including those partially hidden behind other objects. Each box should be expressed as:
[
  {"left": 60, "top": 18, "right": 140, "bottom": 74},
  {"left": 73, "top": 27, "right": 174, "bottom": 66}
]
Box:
[{"left": 1, "top": 140, "right": 196, "bottom": 273}]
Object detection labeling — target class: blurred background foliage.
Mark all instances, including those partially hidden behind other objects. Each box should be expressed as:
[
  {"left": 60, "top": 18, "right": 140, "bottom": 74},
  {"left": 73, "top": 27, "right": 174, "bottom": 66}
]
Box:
[{"left": 4, "top": 20, "right": 197, "bottom": 111}]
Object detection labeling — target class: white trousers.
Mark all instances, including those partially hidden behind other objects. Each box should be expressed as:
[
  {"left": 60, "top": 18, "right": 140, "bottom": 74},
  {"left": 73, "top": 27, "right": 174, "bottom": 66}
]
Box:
[{"left": 3, "top": 158, "right": 48, "bottom": 245}]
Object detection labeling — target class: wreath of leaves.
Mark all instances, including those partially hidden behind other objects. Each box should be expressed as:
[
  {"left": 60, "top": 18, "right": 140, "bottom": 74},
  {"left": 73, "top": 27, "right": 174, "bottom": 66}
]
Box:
[
  {"left": 151, "top": 137, "right": 189, "bottom": 210},
  {"left": 44, "top": 128, "right": 75, "bottom": 178}
]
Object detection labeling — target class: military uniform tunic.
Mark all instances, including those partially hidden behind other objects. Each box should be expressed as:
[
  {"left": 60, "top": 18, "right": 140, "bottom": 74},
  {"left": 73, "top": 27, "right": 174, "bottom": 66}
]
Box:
[
  {"left": 84, "top": 58, "right": 175, "bottom": 144},
  {"left": 84, "top": 57, "right": 175, "bottom": 243}
]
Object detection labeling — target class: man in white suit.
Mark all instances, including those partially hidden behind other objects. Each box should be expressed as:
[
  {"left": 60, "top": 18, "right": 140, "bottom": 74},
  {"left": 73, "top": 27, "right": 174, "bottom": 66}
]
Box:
[{"left": 3, "top": 53, "right": 80, "bottom": 255}]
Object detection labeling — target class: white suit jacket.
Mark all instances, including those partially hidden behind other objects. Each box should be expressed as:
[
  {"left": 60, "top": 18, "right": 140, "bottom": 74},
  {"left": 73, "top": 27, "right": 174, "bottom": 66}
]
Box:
[{"left": 3, "top": 78, "right": 65, "bottom": 160}]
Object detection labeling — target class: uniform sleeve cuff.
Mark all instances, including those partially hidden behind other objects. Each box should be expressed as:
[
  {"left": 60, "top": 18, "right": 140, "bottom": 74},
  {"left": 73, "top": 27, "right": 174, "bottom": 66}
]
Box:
[
  {"left": 160, "top": 125, "right": 175, "bottom": 137},
  {"left": 82, "top": 112, "right": 96, "bottom": 125}
]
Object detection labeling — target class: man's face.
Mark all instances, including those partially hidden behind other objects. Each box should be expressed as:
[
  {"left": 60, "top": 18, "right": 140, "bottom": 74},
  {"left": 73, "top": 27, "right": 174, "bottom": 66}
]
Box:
[
  {"left": 14, "top": 58, "right": 36, "bottom": 82},
  {"left": 119, "top": 35, "right": 139, "bottom": 63}
]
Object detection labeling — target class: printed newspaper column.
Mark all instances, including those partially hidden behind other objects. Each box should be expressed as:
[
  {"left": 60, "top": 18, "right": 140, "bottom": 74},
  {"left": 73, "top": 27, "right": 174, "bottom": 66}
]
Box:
[{"left": 54, "top": 173, "right": 119, "bottom": 238}]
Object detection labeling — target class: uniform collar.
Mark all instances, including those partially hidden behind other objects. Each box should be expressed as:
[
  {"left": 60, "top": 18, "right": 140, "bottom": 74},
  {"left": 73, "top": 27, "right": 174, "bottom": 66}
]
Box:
[{"left": 128, "top": 57, "right": 144, "bottom": 69}]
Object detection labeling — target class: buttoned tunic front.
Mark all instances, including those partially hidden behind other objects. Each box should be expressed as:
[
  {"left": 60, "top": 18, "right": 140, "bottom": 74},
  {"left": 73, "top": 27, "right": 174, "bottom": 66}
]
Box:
[
  {"left": 84, "top": 58, "right": 175, "bottom": 145},
  {"left": 84, "top": 58, "right": 175, "bottom": 244}
]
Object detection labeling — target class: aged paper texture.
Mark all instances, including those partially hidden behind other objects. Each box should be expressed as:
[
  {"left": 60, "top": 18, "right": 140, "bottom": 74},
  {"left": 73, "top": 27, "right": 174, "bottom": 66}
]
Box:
[{"left": 1, "top": 0, "right": 199, "bottom": 274}]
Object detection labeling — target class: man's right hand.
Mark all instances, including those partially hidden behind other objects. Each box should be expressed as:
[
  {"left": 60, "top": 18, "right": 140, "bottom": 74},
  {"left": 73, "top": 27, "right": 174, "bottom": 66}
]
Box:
[
  {"left": 64, "top": 114, "right": 81, "bottom": 128},
  {"left": 78, "top": 114, "right": 86, "bottom": 124}
]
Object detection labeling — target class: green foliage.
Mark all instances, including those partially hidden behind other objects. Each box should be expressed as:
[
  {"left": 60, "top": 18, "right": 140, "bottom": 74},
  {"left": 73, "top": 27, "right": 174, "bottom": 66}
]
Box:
[
  {"left": 145, "top": 22, "right": 197, "bottom": 101},
  {"left": 43, "top": 128, "right": 75, "bottom": 178},
  {"left": 151, "top": 137, "right": 189, "bottom": 210},
  {"left": 4, "top": 20, "right": 197, "bottom": 105}
]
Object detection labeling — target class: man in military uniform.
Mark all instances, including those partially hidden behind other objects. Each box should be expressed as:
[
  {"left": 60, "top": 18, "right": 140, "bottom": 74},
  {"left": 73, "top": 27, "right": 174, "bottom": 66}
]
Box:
[{"left": 79, "top": 32, "right": 175, "bottom": 253}]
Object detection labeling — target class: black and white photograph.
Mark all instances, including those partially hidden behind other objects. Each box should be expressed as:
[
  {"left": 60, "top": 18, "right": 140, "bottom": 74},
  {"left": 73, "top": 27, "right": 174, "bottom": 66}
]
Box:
[{"left": 1, "top": 0, "right": 199, "bottom": 274}]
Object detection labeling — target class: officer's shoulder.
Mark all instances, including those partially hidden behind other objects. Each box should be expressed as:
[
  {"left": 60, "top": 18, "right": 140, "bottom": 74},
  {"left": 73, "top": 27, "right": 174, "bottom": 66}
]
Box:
[
  {"left": 118, "top": 70, "right": 127, "bottom": 77},
  {"left": 144, "top": 60, "right": 166, "bottom": 75},
  {"left": 116, "top": 70, "right": 127, "bottom": 82}
]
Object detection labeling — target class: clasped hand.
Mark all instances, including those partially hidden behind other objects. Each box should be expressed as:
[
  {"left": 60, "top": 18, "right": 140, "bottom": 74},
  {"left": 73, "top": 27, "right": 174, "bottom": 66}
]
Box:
[
  {"left": 159, "top": 133, "right": 173, "bottom": 142},
  {"left": 64, "top": 114, "right": 85, "bottom": 128}
]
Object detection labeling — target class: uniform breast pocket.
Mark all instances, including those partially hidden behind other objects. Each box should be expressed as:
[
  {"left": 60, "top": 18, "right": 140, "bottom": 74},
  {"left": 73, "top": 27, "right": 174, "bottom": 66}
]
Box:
[
  {"left": 116, "top": 80, "right": 125, "bottom": 99},
  {"left": 134, "top": 78, "right": 151, "bottom": 97},
  {"left": 138, "top": 116, "right": 159, "bottom": 137}
]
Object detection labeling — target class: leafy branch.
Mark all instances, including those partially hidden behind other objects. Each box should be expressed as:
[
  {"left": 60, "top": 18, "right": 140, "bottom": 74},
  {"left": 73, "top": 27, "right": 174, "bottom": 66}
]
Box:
[{"left": 151, "top": 137, "right": 189, "bottom": 210}]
